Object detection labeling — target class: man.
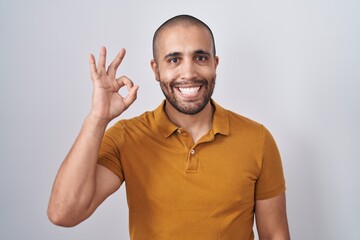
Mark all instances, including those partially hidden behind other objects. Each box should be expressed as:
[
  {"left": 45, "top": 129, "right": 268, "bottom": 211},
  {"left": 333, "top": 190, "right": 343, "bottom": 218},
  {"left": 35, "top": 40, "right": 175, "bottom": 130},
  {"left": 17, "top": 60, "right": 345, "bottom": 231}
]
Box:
[{"left": 48, "top": 15, "right": 290, "bottom": 239}]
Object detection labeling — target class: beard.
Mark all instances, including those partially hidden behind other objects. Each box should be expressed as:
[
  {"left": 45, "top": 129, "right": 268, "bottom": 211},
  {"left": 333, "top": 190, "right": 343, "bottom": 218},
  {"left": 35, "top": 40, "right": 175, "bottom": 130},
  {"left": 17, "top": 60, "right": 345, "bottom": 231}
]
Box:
[{"left": 159, "top": 77, "right": 216, "bottom": 115}]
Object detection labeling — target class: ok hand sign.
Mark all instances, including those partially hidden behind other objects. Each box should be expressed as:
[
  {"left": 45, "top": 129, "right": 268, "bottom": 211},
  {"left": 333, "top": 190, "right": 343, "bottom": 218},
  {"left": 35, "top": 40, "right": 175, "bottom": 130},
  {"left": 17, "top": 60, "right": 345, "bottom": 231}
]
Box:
[{"left": 89, "top": 47, "right": 139, "bottom": 122}]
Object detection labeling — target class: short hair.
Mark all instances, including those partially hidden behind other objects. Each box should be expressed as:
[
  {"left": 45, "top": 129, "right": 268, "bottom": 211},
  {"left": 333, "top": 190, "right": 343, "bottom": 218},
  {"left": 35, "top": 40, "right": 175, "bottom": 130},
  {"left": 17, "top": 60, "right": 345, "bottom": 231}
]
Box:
[{"left": 152, "top": 14, "right": 216, "bottom": 61}]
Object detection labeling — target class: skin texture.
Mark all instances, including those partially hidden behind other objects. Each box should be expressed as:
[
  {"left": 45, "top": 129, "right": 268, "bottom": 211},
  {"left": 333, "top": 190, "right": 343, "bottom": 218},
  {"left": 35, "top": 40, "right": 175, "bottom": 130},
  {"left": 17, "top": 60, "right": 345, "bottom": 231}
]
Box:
[
  {"left": 256, "top": 193, "right": 291, "bottom": 240},
  {"left": 151, "top": 25, "right": 218, "bottom": 142},
  {"left": 47, "top": 48, "right": 138, "bottom": 226},
  {"left": 48, "top": 19, "right": 290, "bottom": 239},
  {"left": 153, "top": 25, "right": 217, "bottom": 115}
]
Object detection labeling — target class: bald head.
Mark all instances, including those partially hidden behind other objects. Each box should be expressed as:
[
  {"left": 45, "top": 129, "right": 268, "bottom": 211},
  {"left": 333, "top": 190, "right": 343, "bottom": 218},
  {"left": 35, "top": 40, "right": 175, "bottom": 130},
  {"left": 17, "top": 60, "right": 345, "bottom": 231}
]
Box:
[{"left": 152, "top": 15, "right": 216, "bottom": 62}]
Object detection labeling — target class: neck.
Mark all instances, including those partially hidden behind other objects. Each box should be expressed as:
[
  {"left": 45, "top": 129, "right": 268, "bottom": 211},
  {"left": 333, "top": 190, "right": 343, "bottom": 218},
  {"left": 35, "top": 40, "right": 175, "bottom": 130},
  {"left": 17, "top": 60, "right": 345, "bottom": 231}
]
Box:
[{"left": 164, "top": 100, "right": 214, "bottom": 143}]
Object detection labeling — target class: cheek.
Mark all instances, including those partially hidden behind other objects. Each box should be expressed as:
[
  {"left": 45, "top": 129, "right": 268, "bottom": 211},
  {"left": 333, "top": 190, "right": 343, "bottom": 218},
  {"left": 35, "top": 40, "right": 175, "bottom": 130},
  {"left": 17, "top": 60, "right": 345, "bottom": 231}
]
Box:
[
  {"left": 198, "top": 67, "right": 217, "bottom": 78},
  {"left": 159, "top": 81, "right": 175, "bottom": 94},
  {"left": 158, "top": 66, "right": 179, "bottom": 80},
  {"left": 209, "top": 67, "right": 217, "bottom": 77},
  {"left": 159, "top": 79, "right": 171, "bottom": 92},
  {"left": 159, "top": 73, "right": 177, "bottom": 86}
]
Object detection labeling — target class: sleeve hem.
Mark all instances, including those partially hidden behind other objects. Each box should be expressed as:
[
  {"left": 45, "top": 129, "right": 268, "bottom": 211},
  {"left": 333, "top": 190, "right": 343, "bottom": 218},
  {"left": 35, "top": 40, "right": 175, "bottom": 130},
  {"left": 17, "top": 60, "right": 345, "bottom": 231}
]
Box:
[
  {"left": 97, "top": 161, "right": 124, "bottom": 182},
  {"left": 255, "top": 184, "right": 286, "bottom": 200}
]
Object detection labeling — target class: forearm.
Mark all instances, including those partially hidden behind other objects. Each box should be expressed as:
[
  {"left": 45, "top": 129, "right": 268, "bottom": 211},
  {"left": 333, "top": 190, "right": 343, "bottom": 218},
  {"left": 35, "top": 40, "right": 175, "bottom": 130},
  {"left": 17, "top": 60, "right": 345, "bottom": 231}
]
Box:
[
  {"left": 48, "top": 47, "right": 138, "bottom": 226},
  {"left": 48, "top": 114, "right": 108, "bottom": 226}
]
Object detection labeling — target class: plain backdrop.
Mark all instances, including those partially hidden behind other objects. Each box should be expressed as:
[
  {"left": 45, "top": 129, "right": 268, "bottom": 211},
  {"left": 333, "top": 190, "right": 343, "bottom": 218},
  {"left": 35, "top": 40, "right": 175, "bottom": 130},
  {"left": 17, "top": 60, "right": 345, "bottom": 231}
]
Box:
[{"left": 1, "top": 0, "right": 359, "bottom": 239}]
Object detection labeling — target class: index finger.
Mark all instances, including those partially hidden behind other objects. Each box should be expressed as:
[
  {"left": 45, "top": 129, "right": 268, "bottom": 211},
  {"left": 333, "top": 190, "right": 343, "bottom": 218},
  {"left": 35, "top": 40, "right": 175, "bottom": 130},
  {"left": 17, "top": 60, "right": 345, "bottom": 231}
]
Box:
[
  {"left": 89, "top": 53, "right": 98, "bottom": 79},
  {"left": 107, "top": 48, "right": 126, "bottom": 77}
]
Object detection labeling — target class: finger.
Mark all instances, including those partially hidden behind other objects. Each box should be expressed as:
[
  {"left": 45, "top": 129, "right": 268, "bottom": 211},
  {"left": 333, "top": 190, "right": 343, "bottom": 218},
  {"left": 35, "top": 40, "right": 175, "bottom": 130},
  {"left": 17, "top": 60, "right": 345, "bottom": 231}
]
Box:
[
  {"left": 114, "top": 76, "right": 138, "bottom": 107},
  {"left": 107, "top": 48, "right": 126, "bottom": 77},
  {"left": 114, "top": 75, "right": 126, "bottom": 90},
  {"left": 98, "top": 46, "right": 107, "bottom": 73},
  {"left": 89, "top": 54, "right": 98, "bottom": 80},
  {"left": 120, "top": 76, "right": 138, "bottom": 107},
  {"left": 121, "top": 75, "right": 134, "bottom": 90},
  {"left": 114, "top": 75, "right": 133, "bottom": 90},
  {"left": 124, "top": 84, "right": 139, "bottom": 108}
]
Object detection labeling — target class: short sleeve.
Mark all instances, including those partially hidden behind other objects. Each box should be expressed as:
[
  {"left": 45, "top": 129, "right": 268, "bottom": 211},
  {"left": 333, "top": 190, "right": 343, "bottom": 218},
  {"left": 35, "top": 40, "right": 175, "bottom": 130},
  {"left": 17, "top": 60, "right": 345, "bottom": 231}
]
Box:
[
  {"left": 255, "top": 126, "right": 286, "bottom": 200},
  {"left": 98, "top": 125, "right": 125, "bottom": 182}
]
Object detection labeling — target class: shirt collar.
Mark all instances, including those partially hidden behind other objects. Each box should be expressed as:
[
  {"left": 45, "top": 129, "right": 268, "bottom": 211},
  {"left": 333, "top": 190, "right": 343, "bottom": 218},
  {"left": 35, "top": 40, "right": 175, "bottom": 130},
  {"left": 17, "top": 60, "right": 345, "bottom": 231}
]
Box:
[
  {"left": 154, "top": 100, "right": 179, "bottom": 138},
  {"left": 211, "top": 99, "right": 230, "bottom": 136},
  {"left": 154, "top": 99, "right": 230, "bottom": 138}
]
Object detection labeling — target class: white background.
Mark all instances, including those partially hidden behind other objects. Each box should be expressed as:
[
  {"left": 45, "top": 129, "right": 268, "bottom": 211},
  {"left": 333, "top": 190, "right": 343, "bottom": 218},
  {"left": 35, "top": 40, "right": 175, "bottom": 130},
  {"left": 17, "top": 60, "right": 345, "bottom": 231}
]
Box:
[{"left": 0, "top": 0, "right": 359, "bottom": 239}]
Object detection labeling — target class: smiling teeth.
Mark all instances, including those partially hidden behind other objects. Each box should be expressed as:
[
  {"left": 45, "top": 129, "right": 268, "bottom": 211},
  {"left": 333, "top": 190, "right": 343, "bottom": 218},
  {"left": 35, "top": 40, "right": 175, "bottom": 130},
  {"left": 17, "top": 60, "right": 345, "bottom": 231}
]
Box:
[{"left": 178, "top": 87, "right": 200, "bottom": 95}]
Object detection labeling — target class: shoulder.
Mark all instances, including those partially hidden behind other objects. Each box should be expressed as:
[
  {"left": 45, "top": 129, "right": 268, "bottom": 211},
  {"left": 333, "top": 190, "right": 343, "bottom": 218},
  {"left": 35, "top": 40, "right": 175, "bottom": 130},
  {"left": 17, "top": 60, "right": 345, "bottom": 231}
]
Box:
[
  {"left": 212, "top": 100, "right": 261, "bottom": 127},
  {"left": 111, "top": 110, "right": 154, "bottom": 129},
  {"left": 105, "top": 110, "right": 157, "bottom": 138},
  {"left": 213, "top": 102, "right": 274, "bottom": 144},
  {"left": 216, "top": 102, "right": 263, "bottom": 133},
  {"left": 222, "top": 109, "right": 279, "bottom": 156},
  {"left": 227, "top": 110, "right": 266, "bottom": 141},
  {"left": 226, "top": 109, "right": 262, "bottom": 128}
]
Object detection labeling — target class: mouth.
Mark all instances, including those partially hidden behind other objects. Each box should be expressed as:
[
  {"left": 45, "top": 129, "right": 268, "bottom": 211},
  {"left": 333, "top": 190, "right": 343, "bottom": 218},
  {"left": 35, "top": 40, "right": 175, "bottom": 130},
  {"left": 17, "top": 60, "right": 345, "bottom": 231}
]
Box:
[
  {"left": 171, "top": 80, "right": 207, "bottom": 98},
  {"left": 177, "top": 86, "right": 202, "bottom": 97}
]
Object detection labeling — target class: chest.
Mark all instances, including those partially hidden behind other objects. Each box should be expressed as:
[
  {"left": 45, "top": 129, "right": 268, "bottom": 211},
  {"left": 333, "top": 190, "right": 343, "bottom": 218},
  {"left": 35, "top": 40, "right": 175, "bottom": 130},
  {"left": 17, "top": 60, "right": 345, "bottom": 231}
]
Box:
[{"left": 121, "top": 133, "right": 262, "bottom": 207}]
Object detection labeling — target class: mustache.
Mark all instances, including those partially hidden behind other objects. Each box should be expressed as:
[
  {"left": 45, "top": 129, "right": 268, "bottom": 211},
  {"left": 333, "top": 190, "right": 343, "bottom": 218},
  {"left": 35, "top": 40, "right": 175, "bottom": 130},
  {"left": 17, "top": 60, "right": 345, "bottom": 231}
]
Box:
[{"left": 170, "top": 79, "right": 208, "bottom": 88}]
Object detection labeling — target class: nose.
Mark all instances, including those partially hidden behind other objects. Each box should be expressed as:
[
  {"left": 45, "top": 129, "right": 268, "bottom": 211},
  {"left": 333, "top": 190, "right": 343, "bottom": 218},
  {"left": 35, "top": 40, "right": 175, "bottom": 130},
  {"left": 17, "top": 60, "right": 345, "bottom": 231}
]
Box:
[{"left": 180, "top": 59, "right": 197, "bottom": 80}]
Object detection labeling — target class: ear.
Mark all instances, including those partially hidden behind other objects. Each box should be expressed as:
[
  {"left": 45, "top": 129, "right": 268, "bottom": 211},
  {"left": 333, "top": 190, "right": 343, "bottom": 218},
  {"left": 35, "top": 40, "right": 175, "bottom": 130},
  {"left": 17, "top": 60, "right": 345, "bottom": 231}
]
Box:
[
  {"left": 150, "top": 59, "right": 160, "bottom": 81},
  {"left": 214, "top": 56, "right": 219, "bottom": 69}
]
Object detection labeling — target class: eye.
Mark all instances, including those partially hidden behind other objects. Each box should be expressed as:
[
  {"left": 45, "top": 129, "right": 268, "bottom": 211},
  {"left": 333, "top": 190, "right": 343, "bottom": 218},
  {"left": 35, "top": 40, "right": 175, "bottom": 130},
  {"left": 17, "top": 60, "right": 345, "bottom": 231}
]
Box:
[
  {"left": 169, "top": 58, "right": 179, "bottom": 63},
  {"left": 195, "top": 56, "right": 208, "bottom": 61}
]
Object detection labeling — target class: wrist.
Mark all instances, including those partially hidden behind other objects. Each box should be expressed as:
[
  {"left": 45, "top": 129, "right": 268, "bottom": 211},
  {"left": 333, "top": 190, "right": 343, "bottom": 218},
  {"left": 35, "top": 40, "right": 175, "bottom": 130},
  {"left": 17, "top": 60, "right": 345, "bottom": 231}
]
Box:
[{"left": 84, "top": 113, "right": 109, "bottom": 132}]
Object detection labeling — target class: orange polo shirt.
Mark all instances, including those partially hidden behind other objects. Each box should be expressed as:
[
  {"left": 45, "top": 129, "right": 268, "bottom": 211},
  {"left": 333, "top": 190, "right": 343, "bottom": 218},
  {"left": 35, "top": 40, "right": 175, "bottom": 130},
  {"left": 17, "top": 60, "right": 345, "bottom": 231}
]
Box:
[{"left": 98, "top": 100, "right": 286, "bottom": 240}]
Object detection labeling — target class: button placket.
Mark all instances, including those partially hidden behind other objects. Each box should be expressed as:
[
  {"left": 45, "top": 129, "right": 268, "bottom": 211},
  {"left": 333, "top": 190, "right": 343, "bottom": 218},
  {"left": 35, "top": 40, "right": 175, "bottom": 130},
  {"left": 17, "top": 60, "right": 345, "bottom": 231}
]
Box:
[
  {"left": 175, "top": 129, "right": 200, "bottom": 173},
  {"left": 186, "top": 146, "right": 199, "bottom": 174}
]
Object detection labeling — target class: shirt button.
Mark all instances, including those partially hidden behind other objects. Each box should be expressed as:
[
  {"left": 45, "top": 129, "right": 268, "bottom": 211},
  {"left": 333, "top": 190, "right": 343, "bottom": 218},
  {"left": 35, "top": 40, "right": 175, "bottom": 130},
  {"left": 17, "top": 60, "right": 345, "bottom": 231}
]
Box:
[
  {"left": 177, "top": 129, "right": 182, "bottom": 134},
  {"left": 190, "top": 149, "right": 195, "bottom": 154}
]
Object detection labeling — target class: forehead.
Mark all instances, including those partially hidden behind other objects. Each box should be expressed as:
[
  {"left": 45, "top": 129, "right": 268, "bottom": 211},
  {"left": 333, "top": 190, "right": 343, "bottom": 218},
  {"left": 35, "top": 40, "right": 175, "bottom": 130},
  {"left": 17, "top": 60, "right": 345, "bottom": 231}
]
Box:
[{"left": 156, "top": 25, "right": 213, "bottom": 56}]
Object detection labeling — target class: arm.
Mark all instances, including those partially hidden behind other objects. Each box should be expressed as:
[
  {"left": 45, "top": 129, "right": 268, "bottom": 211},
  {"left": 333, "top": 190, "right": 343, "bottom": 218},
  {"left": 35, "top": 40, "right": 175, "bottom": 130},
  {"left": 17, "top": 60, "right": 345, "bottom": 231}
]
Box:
[
  {"left": 47, "top": 47, "right": 138, "bottom": 227},
  {"left": 255, "top": 193, "right": 290, "bottom": 240}
]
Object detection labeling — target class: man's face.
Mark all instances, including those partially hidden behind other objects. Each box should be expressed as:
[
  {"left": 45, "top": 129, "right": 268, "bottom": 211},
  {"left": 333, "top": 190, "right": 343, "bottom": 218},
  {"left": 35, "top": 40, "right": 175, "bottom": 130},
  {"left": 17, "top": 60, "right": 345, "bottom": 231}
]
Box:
[{"left": 151, "top": 25, "right": 219, "bottom": 115}]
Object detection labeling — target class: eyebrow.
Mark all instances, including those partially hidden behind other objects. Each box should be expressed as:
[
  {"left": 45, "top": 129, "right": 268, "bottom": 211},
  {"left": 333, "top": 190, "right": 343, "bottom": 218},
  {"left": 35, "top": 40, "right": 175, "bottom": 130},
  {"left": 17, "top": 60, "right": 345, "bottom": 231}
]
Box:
[
  {"left": 194, "top": 49, "right": 211, "bottom": 56},
  {"left": 163, "top": 49, "right": 211, "bottom": 60},
  {"left": 164, "top": 52, "right": 181, "bottom": 60}
]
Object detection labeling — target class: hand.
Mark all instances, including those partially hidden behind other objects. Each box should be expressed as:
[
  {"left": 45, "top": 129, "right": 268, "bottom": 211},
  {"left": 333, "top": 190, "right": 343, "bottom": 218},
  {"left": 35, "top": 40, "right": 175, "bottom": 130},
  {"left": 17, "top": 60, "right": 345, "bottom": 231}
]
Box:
[{"left": 89, "top": 47, "right": 139, "bottom": 122}]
